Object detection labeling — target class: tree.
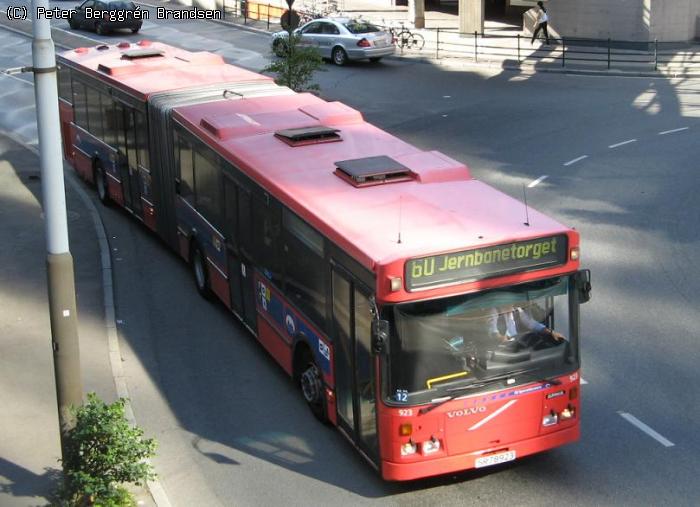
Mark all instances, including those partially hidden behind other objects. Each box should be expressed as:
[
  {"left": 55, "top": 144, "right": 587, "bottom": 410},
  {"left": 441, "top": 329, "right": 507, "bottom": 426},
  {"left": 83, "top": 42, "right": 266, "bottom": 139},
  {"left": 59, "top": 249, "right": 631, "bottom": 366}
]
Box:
[
  {"left": 264, "top": 32, "right": 324, "bottom": 93},
  {"left": 59, "top": 393, "right": 157, "bottom": 506}
]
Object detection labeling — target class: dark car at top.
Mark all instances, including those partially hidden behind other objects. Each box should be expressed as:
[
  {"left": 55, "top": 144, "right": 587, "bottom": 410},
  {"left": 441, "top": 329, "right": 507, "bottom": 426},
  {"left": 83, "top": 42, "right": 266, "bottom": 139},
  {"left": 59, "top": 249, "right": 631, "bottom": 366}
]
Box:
[{"left": 69, "top": 0, "right": 143, "bottom": 35}]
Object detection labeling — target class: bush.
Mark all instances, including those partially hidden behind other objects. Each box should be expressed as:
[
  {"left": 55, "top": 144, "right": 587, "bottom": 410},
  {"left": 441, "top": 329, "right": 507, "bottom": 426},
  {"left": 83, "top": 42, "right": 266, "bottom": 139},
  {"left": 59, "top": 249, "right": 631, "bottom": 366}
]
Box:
[
  {"left": 264, "top": 33, "right": 324, "bottom": 92},
  {"left": 59, "top": 393, "right": 157, "bottom": 506}
]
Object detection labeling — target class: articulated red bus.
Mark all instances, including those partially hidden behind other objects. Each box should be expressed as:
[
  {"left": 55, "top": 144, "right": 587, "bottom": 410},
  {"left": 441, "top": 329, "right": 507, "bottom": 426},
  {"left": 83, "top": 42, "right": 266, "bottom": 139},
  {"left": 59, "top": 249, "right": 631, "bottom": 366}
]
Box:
[{"left": 57, "top": 41, "right": 591, "bottom": 481}]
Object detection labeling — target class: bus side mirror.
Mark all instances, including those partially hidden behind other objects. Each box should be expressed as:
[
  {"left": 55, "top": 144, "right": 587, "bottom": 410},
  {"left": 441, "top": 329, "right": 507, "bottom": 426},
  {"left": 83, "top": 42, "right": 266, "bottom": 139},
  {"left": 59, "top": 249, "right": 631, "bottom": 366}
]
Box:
[
  {"left": 371, "top": 319, "right": 390, "bottom": 355},
  {"left": 575, "top": 269, "right": 592, "bottom": 303}
]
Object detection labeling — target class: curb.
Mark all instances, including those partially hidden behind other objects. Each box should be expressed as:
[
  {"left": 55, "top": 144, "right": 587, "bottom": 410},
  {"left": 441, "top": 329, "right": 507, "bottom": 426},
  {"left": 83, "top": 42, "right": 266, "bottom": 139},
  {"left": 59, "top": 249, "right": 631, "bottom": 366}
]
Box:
[{"left": 0, "top": 131, "right": 172, "bottom": 507}]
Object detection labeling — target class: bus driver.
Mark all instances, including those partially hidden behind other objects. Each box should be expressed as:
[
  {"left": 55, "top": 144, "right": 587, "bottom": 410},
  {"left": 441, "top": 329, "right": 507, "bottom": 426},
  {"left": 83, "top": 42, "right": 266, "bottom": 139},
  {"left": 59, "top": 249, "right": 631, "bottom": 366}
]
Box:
[{"left": 488, "top": 304, "right": 566, "bottom": 345}]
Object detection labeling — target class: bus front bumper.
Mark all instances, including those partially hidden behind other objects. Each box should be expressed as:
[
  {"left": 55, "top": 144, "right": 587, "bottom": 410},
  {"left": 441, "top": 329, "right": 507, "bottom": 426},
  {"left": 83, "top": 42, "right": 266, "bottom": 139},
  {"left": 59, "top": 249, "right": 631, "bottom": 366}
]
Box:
[{"left": 381, "top": 423, "right": 579, "bottom": 481}]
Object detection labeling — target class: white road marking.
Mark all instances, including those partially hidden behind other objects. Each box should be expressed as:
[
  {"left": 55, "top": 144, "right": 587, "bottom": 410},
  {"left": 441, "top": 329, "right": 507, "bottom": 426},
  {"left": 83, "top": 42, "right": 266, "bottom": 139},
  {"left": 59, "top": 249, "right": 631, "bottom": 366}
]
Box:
[
  {"left": 658, "top": 127, "right": 688, "bottom": 135},
  {"left": 580, "top": 378, "right": 588, "bottom": 384},
  {"left": 0, "top": 72, "right": 33, "bottom": 85},
  {"left": 469, "top": 400, "right": 518, "bottom": 431},
  {"left": 609, "top": 139, "right": 637, "bottom": 149},
  {"left": 618, "top": 412, "right": 675, "bottom": 447},
  {"left": 527, "top": 175, "right": 548, "bottom": 188},
  {"left": 563, "top": 155, "right": 588, "bottom": 166},
  {"left": 49, "top": 25, "right": 106, "bottom": 46}
]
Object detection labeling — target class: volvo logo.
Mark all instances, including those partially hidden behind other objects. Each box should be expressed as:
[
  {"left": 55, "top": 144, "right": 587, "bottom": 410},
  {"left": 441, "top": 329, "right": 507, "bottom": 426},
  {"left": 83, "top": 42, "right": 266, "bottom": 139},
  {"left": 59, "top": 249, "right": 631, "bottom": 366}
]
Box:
[{"left": 447, "top": 407, "right": 487, "bottom": 418}]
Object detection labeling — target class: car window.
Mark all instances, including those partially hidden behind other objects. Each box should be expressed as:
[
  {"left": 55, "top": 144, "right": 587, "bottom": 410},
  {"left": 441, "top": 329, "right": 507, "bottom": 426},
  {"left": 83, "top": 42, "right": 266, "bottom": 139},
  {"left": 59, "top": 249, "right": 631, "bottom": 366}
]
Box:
[
  {"left": 79, "top": 0, "right": 95, "bottom": 8},
  {"left": 344, "top": 21, "right": 381, "bottom": 34},
  {"left": 321, "top": 22, "right": 340, "bottom": 35},
  {"left": 301, "top": 22, "right": 323, "bottom": 34},
  {"left": 109, "top": 1, "right": 136, "bottom": 9}
]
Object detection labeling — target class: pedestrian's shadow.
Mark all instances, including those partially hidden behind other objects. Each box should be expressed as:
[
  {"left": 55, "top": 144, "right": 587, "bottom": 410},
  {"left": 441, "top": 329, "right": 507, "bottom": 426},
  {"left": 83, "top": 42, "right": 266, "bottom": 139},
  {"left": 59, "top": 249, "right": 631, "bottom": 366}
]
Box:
[{"left": 0, "top": 457, "right": 61, "bottom": 506}]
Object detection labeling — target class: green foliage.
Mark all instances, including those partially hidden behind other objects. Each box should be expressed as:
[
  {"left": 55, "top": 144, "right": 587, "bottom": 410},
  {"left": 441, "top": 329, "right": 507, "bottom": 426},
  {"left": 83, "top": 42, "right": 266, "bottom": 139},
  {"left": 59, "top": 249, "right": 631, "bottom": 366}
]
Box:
[
  {"left": 264, "top": 33, "right": 324, "bottom": 92},
  {"left": 59, "top": 393, "right": 157, "bottom": 506}
]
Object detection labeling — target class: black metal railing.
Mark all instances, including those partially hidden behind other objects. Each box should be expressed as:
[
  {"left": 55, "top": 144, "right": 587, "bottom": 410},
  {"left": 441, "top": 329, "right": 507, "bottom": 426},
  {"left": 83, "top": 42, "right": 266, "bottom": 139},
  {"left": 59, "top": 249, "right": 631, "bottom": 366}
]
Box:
[{"left": 427, "top": 29, "right": 700, "bottom": 73}]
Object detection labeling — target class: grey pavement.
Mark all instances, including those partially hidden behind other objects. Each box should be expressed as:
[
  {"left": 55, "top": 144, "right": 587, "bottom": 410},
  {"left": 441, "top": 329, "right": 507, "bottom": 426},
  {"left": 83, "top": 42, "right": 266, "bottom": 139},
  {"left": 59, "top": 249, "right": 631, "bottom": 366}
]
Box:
[{"left": 0, "top": 133, "right": 155, "bottom": 506}]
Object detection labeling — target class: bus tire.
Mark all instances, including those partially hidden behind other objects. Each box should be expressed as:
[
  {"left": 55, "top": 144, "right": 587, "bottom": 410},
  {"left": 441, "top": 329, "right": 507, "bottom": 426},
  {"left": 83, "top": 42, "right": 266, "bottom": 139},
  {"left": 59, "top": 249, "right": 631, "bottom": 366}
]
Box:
[
  {"left": 191, "top": 242, "right": 213, "bottom": 300},
  {"left": 296, "top": 345, "right": 328, "bottom": 422},
  {"left": 94, "top": 161, "right": 110, "bottom": 206}
]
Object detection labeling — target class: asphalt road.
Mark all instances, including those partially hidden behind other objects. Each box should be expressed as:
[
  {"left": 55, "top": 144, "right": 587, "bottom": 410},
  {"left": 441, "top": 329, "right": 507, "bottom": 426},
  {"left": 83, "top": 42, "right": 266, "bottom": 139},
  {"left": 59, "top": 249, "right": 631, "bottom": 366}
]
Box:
[{"left": 1, "top": 3, "right": 699, "bottom": 505}]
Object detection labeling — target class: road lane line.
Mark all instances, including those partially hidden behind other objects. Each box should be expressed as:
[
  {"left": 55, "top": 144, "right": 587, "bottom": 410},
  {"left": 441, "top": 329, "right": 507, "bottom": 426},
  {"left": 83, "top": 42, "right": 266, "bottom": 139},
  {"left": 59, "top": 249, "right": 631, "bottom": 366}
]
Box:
[
  {"left": 527, "top": 175, "right": 548, "bottom": 188},
  {"left": 618, "top": 412, "right": 675, "bottom": 447},
  {"left": 609, "top": 139, "right": 637, "bottom": 149},
  {"left": 658, "top": 127, "right": 688, "bottom": 135},
  {"left": 563, "top": 155, "right": 587, "bottom": 166},
  {"left": 580, "top": 378, "right": 588, "bottom": 385},
  {"left": 0, "top": 72, "right": 33, "bottom": 85}
]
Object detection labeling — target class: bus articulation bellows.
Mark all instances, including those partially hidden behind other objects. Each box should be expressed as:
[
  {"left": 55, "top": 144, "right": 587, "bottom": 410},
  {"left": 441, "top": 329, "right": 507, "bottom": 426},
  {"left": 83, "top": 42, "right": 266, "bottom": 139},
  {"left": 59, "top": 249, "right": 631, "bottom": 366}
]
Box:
[{"left": 57, "top": 41, "right": 591, "bottom": 481}]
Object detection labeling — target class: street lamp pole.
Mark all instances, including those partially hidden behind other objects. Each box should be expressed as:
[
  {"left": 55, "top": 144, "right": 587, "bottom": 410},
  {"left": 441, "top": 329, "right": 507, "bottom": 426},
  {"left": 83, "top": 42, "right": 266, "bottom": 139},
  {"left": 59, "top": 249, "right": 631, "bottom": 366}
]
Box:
[{"left": 31, "top": 0, "right": 83, "bottom": 455}]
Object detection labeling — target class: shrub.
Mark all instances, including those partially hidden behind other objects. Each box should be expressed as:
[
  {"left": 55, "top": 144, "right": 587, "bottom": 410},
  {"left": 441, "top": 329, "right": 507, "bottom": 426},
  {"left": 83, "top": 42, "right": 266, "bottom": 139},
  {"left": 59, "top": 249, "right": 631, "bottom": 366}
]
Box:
[
  {"left": 59, "top": 393, "right": 156, "bottom": 506},
  {"left": 264, "top": 33, "right": 324, "bottom": 92}
]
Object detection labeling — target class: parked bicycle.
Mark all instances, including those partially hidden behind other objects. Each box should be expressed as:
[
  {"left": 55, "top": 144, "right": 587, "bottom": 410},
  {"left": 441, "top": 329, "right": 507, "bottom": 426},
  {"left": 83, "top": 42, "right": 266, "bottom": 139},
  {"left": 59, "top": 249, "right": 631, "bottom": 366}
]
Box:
[{"left": 381, "top": 19, "right": 425, "bottom": 51}]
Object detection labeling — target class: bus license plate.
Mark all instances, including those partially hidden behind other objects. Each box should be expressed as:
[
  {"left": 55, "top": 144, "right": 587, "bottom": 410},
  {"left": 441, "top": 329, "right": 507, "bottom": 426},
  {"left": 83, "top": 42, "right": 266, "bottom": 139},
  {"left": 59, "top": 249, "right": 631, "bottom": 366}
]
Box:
[{"left": 475, "top": 450, "right": 516, "bottom": 468}]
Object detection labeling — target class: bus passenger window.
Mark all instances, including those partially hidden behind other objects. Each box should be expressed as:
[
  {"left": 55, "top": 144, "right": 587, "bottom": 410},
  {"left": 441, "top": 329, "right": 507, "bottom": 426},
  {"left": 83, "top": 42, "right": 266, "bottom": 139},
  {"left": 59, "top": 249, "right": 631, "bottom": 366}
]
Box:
[
  {"left": 72, "top": 80, "right": 87, "bottom": 130},
  {"left": 124, "top": 109, "right": 137, "bottom": 170},
  {"left": 238, "top": 188, "right": 252, "bottom": 255},
  {"left": 223, "top": 177, "right": 238, "bottom": 245},
  {"left": 283, "top": 210, "right": 327, "bottom": 331},
  {"left": 193, "top": 146, "right": 222, "bottom": 229},
  {"left": 135, "top": 111, "right": 149, "bottom": 168},
  {"left": 86, "top": 85, "right": 103, "bottom": 140},
  {"left": 58, "top": 66, "right": 71, "bottom": 102},
  {"left": 175, "top": 131, "right": 194, "bottom": 203},
  {"left": 252, "top": 195, "right": 283, "bottom": 288},
  {"left": 102, "top": 97, "right": 118, "bottom": 148}
]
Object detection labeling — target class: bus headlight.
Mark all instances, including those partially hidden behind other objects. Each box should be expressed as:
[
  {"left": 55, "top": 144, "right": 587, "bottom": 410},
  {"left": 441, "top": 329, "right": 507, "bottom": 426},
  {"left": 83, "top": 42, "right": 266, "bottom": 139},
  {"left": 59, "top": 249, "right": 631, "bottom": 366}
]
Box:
[
  {"left": 422, "top": 438, "right": 441, "bottom": 455},
  {"left": 542, "top": 411, "right": 558, "bottom": 427},
  {"left": 401, "top": 441, "right": 418, "bottom": 456},
  {"left": 560, "top": 406, "right": 575, "bottom": 420}
]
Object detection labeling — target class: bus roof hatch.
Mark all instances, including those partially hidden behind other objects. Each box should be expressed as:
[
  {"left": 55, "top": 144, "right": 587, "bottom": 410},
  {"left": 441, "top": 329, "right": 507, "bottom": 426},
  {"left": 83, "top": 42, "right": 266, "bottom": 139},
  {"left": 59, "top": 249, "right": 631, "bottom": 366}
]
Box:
[{"left": 334, "top": 156, "right": 415, "bottom": 187}]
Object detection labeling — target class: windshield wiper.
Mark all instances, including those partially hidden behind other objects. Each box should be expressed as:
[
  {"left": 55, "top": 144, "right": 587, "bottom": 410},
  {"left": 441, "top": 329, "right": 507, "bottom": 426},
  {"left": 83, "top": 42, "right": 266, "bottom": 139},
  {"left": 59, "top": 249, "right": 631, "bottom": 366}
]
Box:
[{"left": 418, "top": 368, "right": 560, "bottom": 415}]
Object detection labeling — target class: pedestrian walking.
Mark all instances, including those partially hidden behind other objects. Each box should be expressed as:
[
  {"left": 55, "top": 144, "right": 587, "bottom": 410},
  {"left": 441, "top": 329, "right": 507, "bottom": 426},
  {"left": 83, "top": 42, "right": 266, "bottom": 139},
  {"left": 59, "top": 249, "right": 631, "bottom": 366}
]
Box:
[{"left": 531, "top": 1, "right": 550, "bottom": 45}]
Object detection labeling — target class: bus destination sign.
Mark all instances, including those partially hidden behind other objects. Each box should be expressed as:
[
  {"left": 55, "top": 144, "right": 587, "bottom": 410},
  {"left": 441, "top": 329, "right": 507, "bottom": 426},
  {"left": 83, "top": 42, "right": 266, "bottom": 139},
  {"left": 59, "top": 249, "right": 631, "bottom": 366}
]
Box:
[{"left": 405, "top": 234, "right": 568, "bottom": 291}]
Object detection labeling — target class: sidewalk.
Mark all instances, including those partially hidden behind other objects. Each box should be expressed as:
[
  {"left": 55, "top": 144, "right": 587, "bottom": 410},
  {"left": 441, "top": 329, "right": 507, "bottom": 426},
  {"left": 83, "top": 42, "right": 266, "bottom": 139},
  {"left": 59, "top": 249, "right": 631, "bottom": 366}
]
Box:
[
  {"left": 0, "top": 133, "right": 155, "bottom": 506},
  {"left": 203, "top": 0, "right": 700, "bottom": 77}
]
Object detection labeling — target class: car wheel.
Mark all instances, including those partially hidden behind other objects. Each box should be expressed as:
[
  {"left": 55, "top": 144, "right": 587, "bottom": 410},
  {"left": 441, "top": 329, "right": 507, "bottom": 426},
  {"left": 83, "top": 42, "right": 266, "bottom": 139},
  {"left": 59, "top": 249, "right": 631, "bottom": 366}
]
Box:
[
  {"left": 332, "top": 46, "right": 348, "bottom": 66},
  {"left": 369, "top": 57, "right": 382, "bottom": 63},
  {"left": 95, "top": 22, "right": 107, "bottom": 35},
  {"left": 299, "top": 350, "right": 327, "bottom": 422},
  {"left": 131, "top": 27, "right": 140, "bottom": 34},
  {"left": 273, "top": 39, "right": 288, "bottom": 58},
  {"left": 68, "top": 18, "right": 78, "bottom": 29},
  {"left": 94, "top": 162, "right": 110, "bottom": 206},
  {"left": 191, "top": 243, "right": 212, "bottom": 299}
]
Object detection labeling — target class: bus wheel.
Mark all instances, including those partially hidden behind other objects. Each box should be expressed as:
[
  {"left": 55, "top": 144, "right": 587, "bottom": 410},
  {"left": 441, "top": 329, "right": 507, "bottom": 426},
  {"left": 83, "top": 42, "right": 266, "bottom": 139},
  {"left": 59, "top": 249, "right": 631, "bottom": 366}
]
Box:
[
  {"left": 94, "top": 162, "right": 110, "bottom": 206},
  {"left": 191, "top": 243, "right": 212, "bottom": 300},
  {"left": 300, "top": 352, "right": 327, "bottom": 422}
]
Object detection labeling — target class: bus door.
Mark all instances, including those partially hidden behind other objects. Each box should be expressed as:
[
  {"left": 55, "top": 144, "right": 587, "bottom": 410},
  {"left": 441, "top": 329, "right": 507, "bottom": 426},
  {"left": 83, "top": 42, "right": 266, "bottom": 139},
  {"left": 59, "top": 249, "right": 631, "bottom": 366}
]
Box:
[
  {"left": 331, "top": 265, "right": 379, "bottom": 464},
  {"left": 116, "top": 103, "right": 142, "bottom": 216},
  {"left": 223, "top": 176, "right": 257, "bottom": 332}
]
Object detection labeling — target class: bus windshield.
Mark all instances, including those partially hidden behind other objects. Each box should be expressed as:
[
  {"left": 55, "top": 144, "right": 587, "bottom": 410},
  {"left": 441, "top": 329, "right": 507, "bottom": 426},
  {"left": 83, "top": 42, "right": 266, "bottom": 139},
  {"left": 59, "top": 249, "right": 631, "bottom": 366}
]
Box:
[{"left": 384, "top": 276, "right": 578, "bottom": 405}]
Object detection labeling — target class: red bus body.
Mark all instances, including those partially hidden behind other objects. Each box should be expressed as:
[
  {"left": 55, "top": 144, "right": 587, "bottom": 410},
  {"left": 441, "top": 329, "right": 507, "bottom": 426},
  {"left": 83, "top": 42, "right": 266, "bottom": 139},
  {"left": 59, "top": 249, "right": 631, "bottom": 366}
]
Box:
[{"left": 58, "top": 42, "right": 584, "bottom": 481}]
